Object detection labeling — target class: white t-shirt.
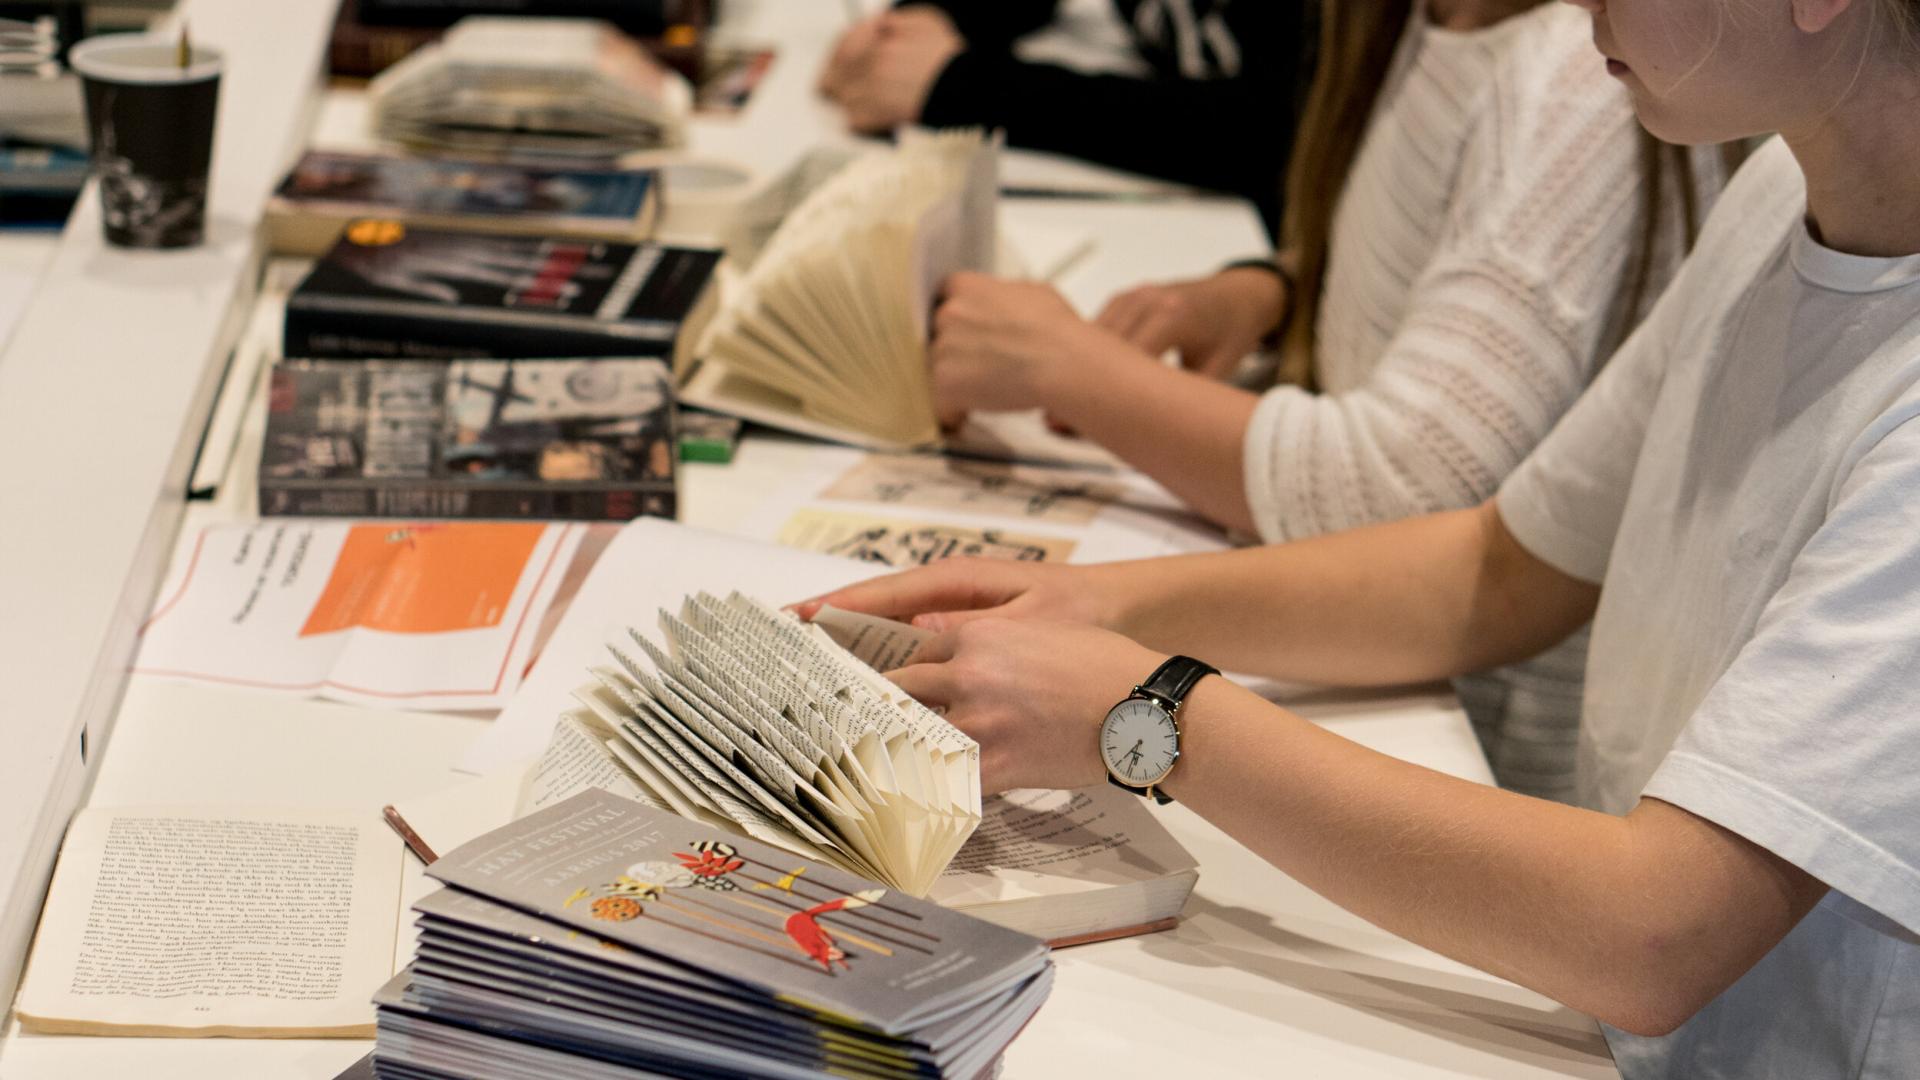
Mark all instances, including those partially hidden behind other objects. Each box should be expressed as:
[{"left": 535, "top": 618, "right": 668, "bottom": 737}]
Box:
[
  {"left": 1241, "top": 3, "right": 1718, "bottom": 802},
  {"left": 1499, "top": 137, "right": 1920, "bottom": 1078}
]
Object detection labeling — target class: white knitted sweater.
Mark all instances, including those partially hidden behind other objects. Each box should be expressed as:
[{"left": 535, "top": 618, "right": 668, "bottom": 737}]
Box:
[
  {"left": 1241, "top": 4, "right": 1716, "bottom": 800},
  {"left": 1244, "top": 3, "right": 1693, "bottom": 541}
]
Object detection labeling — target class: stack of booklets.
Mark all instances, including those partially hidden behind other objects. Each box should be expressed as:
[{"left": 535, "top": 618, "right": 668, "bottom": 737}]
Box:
[
  {"left": 265, "top": 150, "right": 660, "bottom": 257},
  {"left": 683, "top": 130, "right": 998, "bottom": 450},
  {"left": 369, "top": 17, "right": 691, "bottom": 161},
  {"left": 377, "top": 790, "right": 1053, "bottom": 1079}
]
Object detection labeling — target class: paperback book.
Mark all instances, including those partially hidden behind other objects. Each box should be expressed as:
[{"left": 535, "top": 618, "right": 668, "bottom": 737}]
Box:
[
  {"left": 283, "top": 222, "right": 720, "bottom": 365},
  {"left": 260, "top": 357, "right": 676, "bottom": 521},
  {"left": 266, "top": 150, "right": 659, "bottom": 257},
  {"left": 374, "top": 789, "right": 1052, "bottom": 1079}
]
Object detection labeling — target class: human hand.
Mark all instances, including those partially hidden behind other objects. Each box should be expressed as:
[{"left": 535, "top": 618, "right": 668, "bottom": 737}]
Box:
[
  {"left": 1095, "top": 265, "right": 1288, "bottom": 381},
  {"left": 823, "top": 7, "right": 963, "bottom": 134},
  {"left": 929, "top": 272, "right": 1140, "bottom": 428},
  {"left": 792, "top": 557, "right": 1116, "bottom": 634},
  {"left": 890, "top": 617, "right": 1167, "bottom": 792},
  {"left": 817, "top": 14, "right": 886, "bottom": 101}
]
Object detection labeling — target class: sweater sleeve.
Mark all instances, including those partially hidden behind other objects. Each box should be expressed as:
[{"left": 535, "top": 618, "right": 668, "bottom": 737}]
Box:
[
  {"left": 918, "top": 51, "right": 1293, "bottom": 214},
  {"left": 1243, "top": 44, "right": 1660, "bottom": 543}
]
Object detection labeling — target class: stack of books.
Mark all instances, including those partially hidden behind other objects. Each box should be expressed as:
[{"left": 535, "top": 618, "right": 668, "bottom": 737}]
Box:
[
  {"left": 368, "top": 17, "right": 691, "bottom": 161},
  {"left": 375, "top": 790, "right": 1054, "bottom": 1079},
  {"left": 262, "top": 222, "right": 721, "bottom": 521}
]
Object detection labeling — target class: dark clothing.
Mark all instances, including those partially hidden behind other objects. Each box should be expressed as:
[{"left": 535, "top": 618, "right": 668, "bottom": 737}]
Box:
[{"left": 901, "top": 0, "right": 1312, "bottom": 236}]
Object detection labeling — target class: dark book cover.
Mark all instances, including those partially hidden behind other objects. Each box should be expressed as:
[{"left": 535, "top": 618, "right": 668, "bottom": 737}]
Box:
[
  {"left": 260, "top": 357, "right": 677, "bottom": 521},
  {"left": 329, "top": 0, "right": 443, "bottom": 80},
  {"left": 276, "top": 152, "right": 655, "bottom": 222},
  {"left": 284, "top": 223, "right": 720, "bottom": 362}
]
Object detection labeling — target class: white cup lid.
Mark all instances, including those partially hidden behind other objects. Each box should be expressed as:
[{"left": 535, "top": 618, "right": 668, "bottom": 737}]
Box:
[{"left": 68, "top": 33, "right": 223, "bottom": 84}]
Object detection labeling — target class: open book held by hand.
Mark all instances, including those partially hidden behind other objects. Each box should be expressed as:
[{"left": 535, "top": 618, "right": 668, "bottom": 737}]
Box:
[
  {"left": 543, "top": 591, "right": 980, "bottom": 897},
  {"left": 682, "top": 130, "right": 1000, "bottom": 450}
]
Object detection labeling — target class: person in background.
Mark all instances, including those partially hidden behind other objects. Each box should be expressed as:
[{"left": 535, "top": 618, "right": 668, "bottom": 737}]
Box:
[
  {"left": 802, "top": 0, "right": 1920, "bottom": 1072},
  {"left": 914, "top": 0, "right": 1735, "bottom": 802},
  {"left": 816, "top": 1, "right": 1312, "bottom": 235}
]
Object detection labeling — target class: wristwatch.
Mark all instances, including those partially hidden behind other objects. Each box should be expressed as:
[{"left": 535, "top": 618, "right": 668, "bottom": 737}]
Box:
[{"left": 1099, "top": 656, "right": 1218, "bottom": 804}]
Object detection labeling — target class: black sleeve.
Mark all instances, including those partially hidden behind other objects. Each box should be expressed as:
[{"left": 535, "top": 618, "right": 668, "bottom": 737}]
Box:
[
  {"left": 918, "top": 53, "right": 1297, "bottom": 235},
  {"left": 891, "top": 1, "right": 1061, "bottom": 50}
]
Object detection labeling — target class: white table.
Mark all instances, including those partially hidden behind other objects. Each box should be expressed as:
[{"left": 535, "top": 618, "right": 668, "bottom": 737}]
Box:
[{"left": 0, "top": 2, "right": 1618, "bottom": 1076}]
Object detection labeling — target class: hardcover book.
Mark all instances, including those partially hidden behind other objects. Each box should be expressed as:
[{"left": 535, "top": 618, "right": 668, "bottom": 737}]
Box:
[
  {"left": 266, "top": 151, "right": 659, "bottom": 257},
  {"left": 259, "top": 357, "right": 677, "bottom": 521},
  {"left": 283, "top": 222, "right": 720, "bottom": 365},
  {"left": 376, "top": 789, "right": 1052, "bottom": 1078}
]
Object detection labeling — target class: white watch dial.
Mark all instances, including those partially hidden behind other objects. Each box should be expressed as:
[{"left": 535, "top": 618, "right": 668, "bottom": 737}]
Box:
[{"left": 1100, "top": 697, "right": 1179, "bottom": 787}]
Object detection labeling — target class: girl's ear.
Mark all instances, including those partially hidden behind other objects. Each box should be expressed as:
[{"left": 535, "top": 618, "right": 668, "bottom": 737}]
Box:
[{"left": 1791, "top": 0, "right": 1854, "bottom": 33}]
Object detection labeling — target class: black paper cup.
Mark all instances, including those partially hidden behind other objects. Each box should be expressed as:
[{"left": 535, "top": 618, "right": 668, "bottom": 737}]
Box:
[{"left": 68, "top": 33, "right": 223, "bottom": 249}]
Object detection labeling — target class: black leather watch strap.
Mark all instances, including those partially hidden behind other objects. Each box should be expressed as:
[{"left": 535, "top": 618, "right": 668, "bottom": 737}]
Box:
[
  {"left": 1138, "top": 655, "right": 1218, "bottom": 710},
  {"left": 1107, "top": 656, "right": 1218, "bottom": 805}
]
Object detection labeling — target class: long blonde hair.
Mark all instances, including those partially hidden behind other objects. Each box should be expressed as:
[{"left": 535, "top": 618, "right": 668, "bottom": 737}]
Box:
[{"left": 1274, "top": 3, "right": 1724, "bottom": 390}]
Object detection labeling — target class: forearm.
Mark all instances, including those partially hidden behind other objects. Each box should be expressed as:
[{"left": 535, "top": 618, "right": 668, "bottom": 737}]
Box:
[
  {"left": 1163, "top": 677, "right": 1822, "bottom": 1035},
  {"left": 1040, "top": 353, "right": 1262, "bottom": 534},
  {"left": 1085, "top": 501, "right": 1596, "bottom": 685}
]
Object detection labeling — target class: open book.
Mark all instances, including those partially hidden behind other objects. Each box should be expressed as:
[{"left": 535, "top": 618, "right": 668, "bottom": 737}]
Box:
[
  {"left": 13, "top": 806, "right": 406, "bottom": 1037},
  {"left": 548, "top": 591, "right": 980, "bottom": 897},
  {"left": 681, "top": 130, "right": 999, "bottom": 450},
  {"left": 449, "top": 520, "right": 1198, "bottom": 942}
]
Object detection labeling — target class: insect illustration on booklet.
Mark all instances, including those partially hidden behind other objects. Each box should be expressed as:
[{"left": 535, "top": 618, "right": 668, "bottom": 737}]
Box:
[{"left": 562, "top": 840, "right": 942, "bottom": 976}]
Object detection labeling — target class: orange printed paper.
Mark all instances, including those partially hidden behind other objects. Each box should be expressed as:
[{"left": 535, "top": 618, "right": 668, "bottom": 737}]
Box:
[{"left": 301, "top": 524, "right": 545, "bottom": 637}]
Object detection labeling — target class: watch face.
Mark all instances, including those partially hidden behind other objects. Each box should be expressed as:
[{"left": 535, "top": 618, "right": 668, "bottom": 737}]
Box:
[{"left": 1100, "top": 697, "right": 1179, "bottom": 787}]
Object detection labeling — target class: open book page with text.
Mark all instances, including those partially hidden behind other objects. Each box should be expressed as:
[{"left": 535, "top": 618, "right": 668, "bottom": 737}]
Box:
[{"left": 15, "top": 806, "right": 405, "bottom": 1037}]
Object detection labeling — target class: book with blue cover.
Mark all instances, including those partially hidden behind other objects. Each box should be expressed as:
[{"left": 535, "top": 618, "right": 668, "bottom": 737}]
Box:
[{"left": 267, "top": 151, "right": 659, "bottom": 256}]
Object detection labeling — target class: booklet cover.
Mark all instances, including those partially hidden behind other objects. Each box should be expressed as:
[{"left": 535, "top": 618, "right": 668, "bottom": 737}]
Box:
[{"left": 425, "top": 791, "right": 1049, "bottom": 1037}]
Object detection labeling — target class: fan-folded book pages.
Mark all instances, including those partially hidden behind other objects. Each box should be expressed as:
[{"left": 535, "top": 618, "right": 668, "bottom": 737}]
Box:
[
  {"left": 548, "top": 591, "right": 979, "bottom": 898},
  {"left": 682, "top": 130, "right": 1000, "bottom": 451}
]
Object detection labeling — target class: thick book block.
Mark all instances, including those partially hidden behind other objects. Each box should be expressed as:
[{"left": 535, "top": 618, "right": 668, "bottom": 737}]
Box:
[{"left": 260, "top": 357, "right": 677, "bottom": 522}]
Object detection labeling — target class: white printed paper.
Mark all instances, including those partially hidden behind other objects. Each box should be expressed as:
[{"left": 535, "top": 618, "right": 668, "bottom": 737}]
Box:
[{"left": 134, "top": 521, "right": 583, "bottom": 710}]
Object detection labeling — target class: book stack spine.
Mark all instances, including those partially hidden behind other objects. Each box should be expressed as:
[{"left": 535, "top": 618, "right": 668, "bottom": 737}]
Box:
[{"left": 258, "top": 483, "right": 674, "bottom": 522}]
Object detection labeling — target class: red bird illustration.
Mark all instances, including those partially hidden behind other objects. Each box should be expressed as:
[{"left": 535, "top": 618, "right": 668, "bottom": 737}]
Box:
[{"left": 784, "top": 889, "right": 886, "bottom": 972}]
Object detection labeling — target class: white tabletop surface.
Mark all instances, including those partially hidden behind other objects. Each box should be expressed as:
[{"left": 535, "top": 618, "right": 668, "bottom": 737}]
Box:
[{"left": 0, "top": 1, "right": 1618, "bottom": 1076}]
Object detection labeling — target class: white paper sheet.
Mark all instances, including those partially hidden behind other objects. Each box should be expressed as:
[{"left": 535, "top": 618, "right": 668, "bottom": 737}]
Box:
[{"left": 133, "top": 521, "right": 583, "bottom": 711}]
